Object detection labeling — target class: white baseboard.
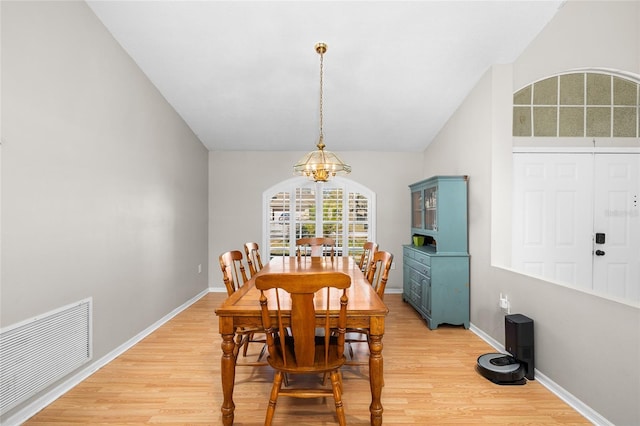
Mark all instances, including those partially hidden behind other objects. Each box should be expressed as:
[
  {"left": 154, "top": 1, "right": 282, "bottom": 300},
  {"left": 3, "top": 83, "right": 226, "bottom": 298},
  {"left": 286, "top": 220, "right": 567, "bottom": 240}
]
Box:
[
  {"left": 469, "top": 323, "right": 612, "bottom": 426},
  {"left": 2, "top": 288, "right": 211, "bottom": 426},
  {"left": 5, "top": 292, "right": 612, "bottom": 426}
]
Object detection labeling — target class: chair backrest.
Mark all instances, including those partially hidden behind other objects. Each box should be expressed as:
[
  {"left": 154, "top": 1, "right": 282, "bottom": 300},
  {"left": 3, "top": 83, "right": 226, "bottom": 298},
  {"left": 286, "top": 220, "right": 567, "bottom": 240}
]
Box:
[
  {"left": 219, "top": 250, "right": 249, "bottom": 296},
  {"left": 255, "top": 272, "right": 351, "bottom": 369},
  {"left": 358, "top": 241, "right": 379, "bottom": 274},
  {"left": 366, "top": 251, "right": 394, "bottom": 300},
  {"left": 244, "top": 242, "right": 263, "bottom": 277},
  {"left": 295, "top": 237, "right": 336, "bottom": 259}
]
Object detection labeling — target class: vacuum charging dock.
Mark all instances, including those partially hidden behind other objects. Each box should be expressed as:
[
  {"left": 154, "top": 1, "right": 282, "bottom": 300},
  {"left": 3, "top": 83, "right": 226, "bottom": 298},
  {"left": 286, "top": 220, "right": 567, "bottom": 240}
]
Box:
[{"left": 477, "top": 314, "right": 534, "bottom": 385}]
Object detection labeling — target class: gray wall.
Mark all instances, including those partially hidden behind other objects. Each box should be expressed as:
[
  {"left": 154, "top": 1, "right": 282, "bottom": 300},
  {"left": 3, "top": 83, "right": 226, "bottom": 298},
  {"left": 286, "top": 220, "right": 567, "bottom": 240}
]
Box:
[
  {"left": 208, "top": 150, "right": 422, "bottom": 291},
  {"left": 1, "top": 0, "right": 638, "bottom": 425},
  {"left": 422, "top": 1, "right": 640, "bottom": 425},
  {"left": 1, "top": 1, "right": 208, "bottom": 420}
]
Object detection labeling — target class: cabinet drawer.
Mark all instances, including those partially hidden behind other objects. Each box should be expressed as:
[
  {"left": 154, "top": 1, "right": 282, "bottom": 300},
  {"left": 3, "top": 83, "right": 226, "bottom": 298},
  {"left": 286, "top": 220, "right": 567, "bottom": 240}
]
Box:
[
  {"left": 403, "top": 247, "right": 415, "bottom": 260},
  {"left": 414, "top": 252, "right": 431, "bottom": 266},
  {"left": 403, "top": 246, "right": 431, "bottom": 266},
  {"left": 406, "top": 258, "right": 431, "bottom": 277}
]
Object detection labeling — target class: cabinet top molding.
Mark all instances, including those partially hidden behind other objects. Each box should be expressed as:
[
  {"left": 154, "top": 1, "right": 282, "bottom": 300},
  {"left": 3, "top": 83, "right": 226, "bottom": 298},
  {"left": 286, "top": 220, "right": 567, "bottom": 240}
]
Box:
[{"left": 409, "top": 175, "right": 469, "bottom": 189}]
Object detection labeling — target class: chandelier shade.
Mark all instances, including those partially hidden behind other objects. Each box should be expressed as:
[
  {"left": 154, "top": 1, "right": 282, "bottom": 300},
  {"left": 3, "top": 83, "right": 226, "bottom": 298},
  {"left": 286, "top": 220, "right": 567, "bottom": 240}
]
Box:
[
  {"left": 293, "top": 137, "right": 352, "bottom": 182},
  {"left": 293, "top": 43, "right": 351, "bottom": 182}
]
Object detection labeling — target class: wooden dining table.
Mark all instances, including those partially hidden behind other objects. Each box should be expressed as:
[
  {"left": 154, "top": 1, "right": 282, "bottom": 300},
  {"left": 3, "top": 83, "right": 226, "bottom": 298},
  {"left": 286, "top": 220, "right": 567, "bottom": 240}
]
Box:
[{"left": 215, "top": 255, "right": 389, "bottom": 425}]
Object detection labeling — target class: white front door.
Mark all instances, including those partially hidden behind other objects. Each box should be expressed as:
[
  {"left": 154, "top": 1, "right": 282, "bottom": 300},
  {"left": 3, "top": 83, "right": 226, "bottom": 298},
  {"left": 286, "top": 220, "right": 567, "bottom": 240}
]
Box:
[
  {"left": 592, "top": 154, "right": 640, "bottom": 302},
  {"left": 512, "top": 153, "right": 594, "bottom": 289}
]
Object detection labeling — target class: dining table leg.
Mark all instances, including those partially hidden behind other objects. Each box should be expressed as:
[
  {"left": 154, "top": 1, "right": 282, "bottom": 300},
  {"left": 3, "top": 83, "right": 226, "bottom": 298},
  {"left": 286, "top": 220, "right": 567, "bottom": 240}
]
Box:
[
  {"left": 368, "top": 317, "right": 384, "bottom": 425},
  {"left": 220, "top": 317, "right": 236, "bottom": 426}
]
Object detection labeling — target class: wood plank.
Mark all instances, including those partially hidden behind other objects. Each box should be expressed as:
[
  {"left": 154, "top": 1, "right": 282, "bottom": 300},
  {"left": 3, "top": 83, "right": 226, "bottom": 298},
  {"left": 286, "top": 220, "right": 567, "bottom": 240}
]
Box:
[{"left": 25, "top": 293, "right": 589, "bottom": 425}]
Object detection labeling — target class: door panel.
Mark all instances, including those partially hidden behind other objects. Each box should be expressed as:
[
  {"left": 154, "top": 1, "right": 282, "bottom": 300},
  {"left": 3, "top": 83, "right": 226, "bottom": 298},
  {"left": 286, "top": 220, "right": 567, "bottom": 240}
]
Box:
[
  {"left": 512, "top": 153, "right": 593, "bottom": 289},
  {"left": 592, "top": 154, "right": 639, "bottom": 302}
]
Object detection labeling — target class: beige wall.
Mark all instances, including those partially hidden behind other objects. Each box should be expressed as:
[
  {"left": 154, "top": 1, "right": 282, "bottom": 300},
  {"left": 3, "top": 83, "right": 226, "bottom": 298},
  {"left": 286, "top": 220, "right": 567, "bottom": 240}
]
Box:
[
  {"left": 513, "top": 0, "right": 640, "bottom": 90},
  {"left": 1, "top": 1, "right": 208, "bottom": 420},
  {"left": 208, "top": 150, "right": 423, "bottom": 292},
  {"left": 423, "top": 1, "right": 640, "bottom": 425},
  {"left": 2, "top": 0, "right": 638, "bottom": 425}
]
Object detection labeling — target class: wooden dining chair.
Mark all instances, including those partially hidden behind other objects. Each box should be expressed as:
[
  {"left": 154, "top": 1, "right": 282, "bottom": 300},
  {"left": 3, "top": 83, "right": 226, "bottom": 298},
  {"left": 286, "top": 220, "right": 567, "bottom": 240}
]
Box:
[
  {"left": 244, "top": 242, "right": 264, "bottom": 277},
  {"left": 219, "top": 250, "right": 266, "bottom": 365},
  {"left": 366, "top": 250, "right": 394, "bottom": 299},
  {"left": 358, "top": 241, "right": 378, "bottom": 274},
  {"left": 345, "top": 250, "right": 393, "bottom": 366},
  {"left": 296, "top": 237, "right": 336, "bottom": 259},
  {"left": 219, "top": 250, "right": 249, "bottom": 296},
  {"left": 255, "top": 271, "right": 351, "bottom": 426}
]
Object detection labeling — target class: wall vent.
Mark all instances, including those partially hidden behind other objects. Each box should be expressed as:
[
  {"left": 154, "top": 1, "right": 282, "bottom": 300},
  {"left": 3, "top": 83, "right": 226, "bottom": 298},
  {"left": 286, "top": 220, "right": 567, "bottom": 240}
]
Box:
[{"left": 0, "top": 298, "right": 92, "bottom": 414}]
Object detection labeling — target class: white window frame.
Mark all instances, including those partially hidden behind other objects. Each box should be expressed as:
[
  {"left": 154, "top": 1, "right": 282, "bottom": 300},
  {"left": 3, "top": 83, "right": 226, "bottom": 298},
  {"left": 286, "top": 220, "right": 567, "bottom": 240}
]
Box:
[{"left": 261, "top": 176, "right": 376, "bottom": 260}]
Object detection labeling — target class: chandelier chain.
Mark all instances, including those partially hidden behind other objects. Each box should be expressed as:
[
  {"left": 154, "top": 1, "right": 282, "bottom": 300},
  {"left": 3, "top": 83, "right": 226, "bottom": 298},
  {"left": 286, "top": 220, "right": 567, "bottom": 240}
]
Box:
[
  {"left": 319, "top": 49, "right": 324, "bottom": 140},
  {"left": 292, "top": 42, "right": 350, "bottom": 182}
]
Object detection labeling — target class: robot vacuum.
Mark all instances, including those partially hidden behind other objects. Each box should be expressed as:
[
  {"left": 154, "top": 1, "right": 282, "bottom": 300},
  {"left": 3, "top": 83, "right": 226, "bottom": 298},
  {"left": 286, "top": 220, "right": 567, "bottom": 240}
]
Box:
[
  {"left": 477, "top": 314, "right": 534, "bottom": 385},
  {"left": 476, "top": 353, "right": 526, "bottom": 385}
]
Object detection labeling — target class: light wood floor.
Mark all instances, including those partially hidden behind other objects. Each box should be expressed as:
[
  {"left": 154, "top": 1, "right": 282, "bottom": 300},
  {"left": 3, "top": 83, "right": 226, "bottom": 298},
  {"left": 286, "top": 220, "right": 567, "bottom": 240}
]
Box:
[{"left": 26, "top": 293, "right": 589, "bottom": 425}]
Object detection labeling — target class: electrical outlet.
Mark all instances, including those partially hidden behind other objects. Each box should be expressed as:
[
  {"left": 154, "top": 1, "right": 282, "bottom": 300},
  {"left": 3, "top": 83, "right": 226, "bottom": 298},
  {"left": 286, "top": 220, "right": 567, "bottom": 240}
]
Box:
[
  {"left": 198, "top": 264, "right": 202, "bottom": 274},
  {"left": 499, "top": 293, "right": 510, "bottom": 313}
]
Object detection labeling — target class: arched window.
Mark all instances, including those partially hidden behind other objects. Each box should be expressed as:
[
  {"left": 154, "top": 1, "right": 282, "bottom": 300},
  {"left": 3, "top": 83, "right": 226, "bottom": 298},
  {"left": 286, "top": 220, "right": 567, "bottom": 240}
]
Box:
[
  {"left": 262, "top": 177, "right": 376, "bottom": 259},
  {"left": 513, "top": 70, "right": 639, "bottom": 138}
]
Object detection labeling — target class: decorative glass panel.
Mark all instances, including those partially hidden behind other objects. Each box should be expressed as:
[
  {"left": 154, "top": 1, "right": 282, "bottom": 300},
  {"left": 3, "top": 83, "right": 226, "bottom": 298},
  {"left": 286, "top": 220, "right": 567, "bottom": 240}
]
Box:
[
  {"left": 513, "top": 106, "right": 532, "bottom": 136},
  {"left": 514, "top": 72, "right": 639, "bottom": 138},
  {"left": 533, "top": 107, "right": 557, "bottom": 136},
  {"left": 560, "top": 73, "right": 584, "bottom": 105},
  {"left": 411, "top": 190, "right": 422, "bottom": 228},
  {"left": 533, "top": 77, "right": 558, "bottom": 105},
  {"left": 423, "top": 187, "right": 437, "bottom": 231},
  {"left": 613, "top": 77, "right": 636, "bottom": 105},
  {"left": 613, "top": 107, "right": 637, "bottom": 137},
  {"left": 559, "top": 107, "right": 584, "bottom": 137},
  {"left": 587, "top": 74, "right": 611, "bottom": 105},
  {"left": 514, "top": 86, "right": 531, "bottom": 105},
  {"left": 586, "top": 107, "right": 611, "bottom": 137}
]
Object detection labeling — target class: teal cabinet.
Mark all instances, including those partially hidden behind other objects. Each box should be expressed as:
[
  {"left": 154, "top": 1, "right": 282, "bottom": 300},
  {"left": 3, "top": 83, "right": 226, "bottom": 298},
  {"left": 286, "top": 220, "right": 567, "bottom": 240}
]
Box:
[{"left": 403, "top": 176, "right": 469, "bottom": 329}]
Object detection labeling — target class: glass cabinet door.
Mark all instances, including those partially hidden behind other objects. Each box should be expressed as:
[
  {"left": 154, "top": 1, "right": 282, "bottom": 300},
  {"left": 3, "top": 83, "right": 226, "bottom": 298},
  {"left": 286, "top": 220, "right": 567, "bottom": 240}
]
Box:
[
  {"left": 423, "top": 186, "right": 437, "bottom": 231},
  {"left": 411, "top": 190, "right": 422, "bottom": 228}
]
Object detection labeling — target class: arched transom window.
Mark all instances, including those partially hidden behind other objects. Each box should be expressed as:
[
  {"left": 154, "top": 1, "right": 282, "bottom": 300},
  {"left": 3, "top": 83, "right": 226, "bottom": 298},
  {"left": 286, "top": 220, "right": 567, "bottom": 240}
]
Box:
[
  {"left": 513, "top": 71, "right": 639, "bottom": 138},
  {"left": 262, "top": 177, "right": 376, "bottom": 259}
]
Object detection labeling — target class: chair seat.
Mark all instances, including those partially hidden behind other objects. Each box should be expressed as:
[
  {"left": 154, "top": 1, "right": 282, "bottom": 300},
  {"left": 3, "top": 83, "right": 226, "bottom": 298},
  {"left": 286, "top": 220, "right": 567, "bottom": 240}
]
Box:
[{"left": 267, "top": 335, "right": 346, "bottom": 373}]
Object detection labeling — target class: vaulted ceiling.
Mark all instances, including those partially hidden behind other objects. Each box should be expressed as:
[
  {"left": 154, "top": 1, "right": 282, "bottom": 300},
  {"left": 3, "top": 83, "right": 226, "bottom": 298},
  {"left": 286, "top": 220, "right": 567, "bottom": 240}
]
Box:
[{"left": 87, "top": 1, "right": 564, "bottom": 152}]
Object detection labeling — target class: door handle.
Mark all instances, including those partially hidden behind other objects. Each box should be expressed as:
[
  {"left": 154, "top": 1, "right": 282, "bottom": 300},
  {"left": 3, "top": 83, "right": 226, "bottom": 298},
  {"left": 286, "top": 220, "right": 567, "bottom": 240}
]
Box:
[{"left": 595, "top": 250, "right": 605, "bottom": 256}]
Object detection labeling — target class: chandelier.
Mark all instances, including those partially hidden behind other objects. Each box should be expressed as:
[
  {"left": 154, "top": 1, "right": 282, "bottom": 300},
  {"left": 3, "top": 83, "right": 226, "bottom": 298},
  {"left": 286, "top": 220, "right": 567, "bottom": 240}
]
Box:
[{"left": 294, "top": 43, "right": 351, "bottom": 182}]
